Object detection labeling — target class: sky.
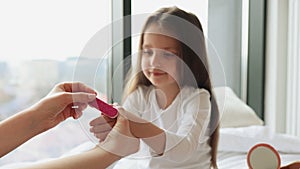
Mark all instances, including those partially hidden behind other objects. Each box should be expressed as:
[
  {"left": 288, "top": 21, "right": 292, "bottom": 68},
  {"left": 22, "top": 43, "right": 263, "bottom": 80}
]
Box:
[
  {"left": 0, "top": 0, "right": 208, "bottom": 62},
  {"left": 0, "top": 0, "right": 110, "bottom": 62}
]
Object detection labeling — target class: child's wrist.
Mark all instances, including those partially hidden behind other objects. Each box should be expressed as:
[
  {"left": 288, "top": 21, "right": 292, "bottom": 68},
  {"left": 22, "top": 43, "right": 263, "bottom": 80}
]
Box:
[{"left": 99, "top": 129, "right": 140, "bottom": 157}]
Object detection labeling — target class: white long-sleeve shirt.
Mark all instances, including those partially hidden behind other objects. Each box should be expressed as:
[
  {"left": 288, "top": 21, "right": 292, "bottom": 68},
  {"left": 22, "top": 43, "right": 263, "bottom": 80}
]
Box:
[{"left": 111, "top": 85, "right": 212, "bottom": 169}]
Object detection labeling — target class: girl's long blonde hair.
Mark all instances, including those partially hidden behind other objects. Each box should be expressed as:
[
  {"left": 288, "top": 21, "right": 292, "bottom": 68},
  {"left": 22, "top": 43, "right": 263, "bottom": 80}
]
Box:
[{"left": 123, "top": 6, "right": 219, "bottom": 168}]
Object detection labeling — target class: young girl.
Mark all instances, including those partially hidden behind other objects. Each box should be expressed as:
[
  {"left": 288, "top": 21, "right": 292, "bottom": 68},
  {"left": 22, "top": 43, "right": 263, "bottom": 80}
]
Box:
[{"left": 90, "top": 6, "right": 219, "bottom": 169}]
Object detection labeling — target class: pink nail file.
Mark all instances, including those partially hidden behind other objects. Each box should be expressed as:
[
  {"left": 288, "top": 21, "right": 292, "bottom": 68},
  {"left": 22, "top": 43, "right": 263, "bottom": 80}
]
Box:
[{"left": 89, "top": 98, "right": 118, "bottom": 118}]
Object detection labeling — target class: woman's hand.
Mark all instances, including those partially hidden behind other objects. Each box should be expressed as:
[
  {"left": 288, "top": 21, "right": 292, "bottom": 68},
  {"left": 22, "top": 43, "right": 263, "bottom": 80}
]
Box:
[
  {"left": 0, "top": 82, "right": 97, "bottom": 157},
  {"left": 31, "top": 82, "right": 97, "bottom": 131}
]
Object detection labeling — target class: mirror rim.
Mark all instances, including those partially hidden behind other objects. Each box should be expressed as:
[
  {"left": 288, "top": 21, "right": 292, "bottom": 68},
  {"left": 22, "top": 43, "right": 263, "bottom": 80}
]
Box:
[{"left": 247, "top": 143, "right": 281, "bottom": 169}]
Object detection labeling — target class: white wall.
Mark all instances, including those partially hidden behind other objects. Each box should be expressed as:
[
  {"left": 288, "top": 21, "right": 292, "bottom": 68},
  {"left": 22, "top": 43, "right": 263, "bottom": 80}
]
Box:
[
  {"left": 208, "top": 0, "right": 243, "bottom": 96},
  {"left": 264, "top": 0, "right": 288, "bottom": 133},
  {"left": 285, "top": 0, "right": 300, "bottom": 136}
]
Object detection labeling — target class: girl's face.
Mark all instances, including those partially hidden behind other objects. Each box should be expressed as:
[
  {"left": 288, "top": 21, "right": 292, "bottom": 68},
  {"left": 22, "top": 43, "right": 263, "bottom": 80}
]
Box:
[{"left": 141, "top": 24, "right": 181, "bottom": 89}]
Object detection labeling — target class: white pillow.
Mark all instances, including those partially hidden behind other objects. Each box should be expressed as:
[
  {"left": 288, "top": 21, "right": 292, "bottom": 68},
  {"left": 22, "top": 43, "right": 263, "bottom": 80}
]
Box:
[{"left": 213, "top": 86, "right": 263, "bottom": 128}]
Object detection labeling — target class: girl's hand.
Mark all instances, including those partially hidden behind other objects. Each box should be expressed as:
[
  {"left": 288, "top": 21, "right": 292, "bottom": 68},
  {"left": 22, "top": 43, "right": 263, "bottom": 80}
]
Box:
[
  {"left": 31, "top": 82, "right": 97, "bottom": 131},
  {"left": 89, "top": 104, "right": 142, "bottom": 140},
  {"left": 89, "top": 103, "right": 119, "bottom": 141},
  {"left": 99, "top": 114, "right": 140, "bottom": 157},
  {"left": 89, "top": 115, "right": 116, "bottom": 141}
]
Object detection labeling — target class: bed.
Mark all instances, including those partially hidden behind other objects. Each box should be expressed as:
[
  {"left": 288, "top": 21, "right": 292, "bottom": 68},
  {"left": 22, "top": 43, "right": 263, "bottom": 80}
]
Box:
[
  {"left": 215, "top": 87, "right": 300, "bottom": 168},
  {"left": 1, "top": 87, "right": 300, "bottom": 168},
  {"left": 218, "top": 126, "right": 300, "bottom": 168}
]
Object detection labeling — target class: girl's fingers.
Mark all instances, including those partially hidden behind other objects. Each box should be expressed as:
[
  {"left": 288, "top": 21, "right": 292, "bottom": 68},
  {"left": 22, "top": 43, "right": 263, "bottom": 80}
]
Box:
[
  {"left": 90, "top": 122, "right": 114, "bottom": 133},
  {"left": 89, "top": 116, "right": 115, "bottom": 126},
  {"left": 112, "top": 102, "right": 119, "bottom": 106},
  {"left": 94, "top": 130, "right": 110, "bottom": 141},
  {"left": 101, "top": 115, "right": 117, "bottom": 126}
]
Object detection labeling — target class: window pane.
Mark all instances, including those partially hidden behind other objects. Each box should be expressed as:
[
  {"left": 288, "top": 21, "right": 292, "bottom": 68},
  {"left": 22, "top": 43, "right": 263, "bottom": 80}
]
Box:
[
  {"left": 0, "top": 0, "right": 110, "bottom": 61},
  {"left": 0, "top": 0, "right": 110, "bottom": 118},
  {"left": 0, "top": 0, "right": 110, "bottom": 165}
]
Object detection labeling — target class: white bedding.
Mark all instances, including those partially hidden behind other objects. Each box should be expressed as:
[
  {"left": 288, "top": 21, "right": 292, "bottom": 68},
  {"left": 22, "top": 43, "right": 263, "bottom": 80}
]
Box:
[
  {"left": 217, "top": 125, "right": 300, "bottom": 168},
  {"left": 218, "top": 151, "right": 300, "bottom": 169},
  {"left": 219, "top": 125, "right": 300, "bottom": 153},
  {"left": 1, "top": 125, "right": 300, "bottom": 169}
]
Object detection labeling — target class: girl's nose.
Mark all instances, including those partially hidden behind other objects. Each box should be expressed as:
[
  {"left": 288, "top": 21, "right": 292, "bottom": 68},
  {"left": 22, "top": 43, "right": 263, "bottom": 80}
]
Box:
[{"left": 150, "top": 50, "right": 162, "bottom": 67}]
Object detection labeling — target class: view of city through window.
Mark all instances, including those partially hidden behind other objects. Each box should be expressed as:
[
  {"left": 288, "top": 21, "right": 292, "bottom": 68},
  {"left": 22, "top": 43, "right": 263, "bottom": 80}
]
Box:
[{"left": 0, "top": 1, "right": 110, "bottom": 120}]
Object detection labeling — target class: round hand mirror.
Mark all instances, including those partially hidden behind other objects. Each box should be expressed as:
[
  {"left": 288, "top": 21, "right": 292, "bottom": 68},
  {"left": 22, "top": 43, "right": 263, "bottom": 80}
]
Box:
[{"left": 247, "top": 143, "right": 281, "bottom": 169}]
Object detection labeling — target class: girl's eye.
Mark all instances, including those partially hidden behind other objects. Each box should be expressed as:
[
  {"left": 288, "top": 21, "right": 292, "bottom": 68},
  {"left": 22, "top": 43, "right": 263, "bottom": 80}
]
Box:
[
  {"left": 142, "top": 49, "right": 153, "bottom": 56},
  {"left": 163, "top": 51, "right": 176, "bottom": 57}
]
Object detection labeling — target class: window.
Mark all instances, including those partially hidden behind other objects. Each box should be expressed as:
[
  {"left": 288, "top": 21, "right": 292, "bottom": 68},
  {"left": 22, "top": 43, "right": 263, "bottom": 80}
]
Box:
[
  {"left": 131, "top": 0, "right": 209, "bottom": 59},
  {"left": 0, "top": 0, "right": 111, "bottom": 164}
]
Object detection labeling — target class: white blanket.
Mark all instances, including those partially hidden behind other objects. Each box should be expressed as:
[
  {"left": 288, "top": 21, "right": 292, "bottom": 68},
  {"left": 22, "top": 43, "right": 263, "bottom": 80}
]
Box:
[
  {"left": 1, "top": 125, "right": 300, "bottom": 169},
  {"left": 219, "top": 125, "right": 300, "bottom": 153},
  {"left": 217, "top": 125, "right": 300, "bottom": 169}
]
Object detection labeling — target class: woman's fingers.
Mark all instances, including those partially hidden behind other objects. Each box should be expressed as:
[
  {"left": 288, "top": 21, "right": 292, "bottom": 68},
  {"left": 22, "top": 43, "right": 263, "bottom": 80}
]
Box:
[
  {"left": 60, "top": 82, "right": 97, "bottom": 94},
  {"left": 67, "top": 92, "right": 96, "bottom": 104},
  {"left": 70, "top": 103, "right": 88, "bottom": 119}
]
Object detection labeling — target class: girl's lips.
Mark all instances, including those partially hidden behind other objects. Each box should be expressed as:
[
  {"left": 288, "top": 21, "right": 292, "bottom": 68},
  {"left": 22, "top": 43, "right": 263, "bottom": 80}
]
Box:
[
  {"left": 152, "top": 72, "right": 165, "bottom": 76},
  {"left": 149, "top": 71, "right": 166, "bottom": 76}
]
